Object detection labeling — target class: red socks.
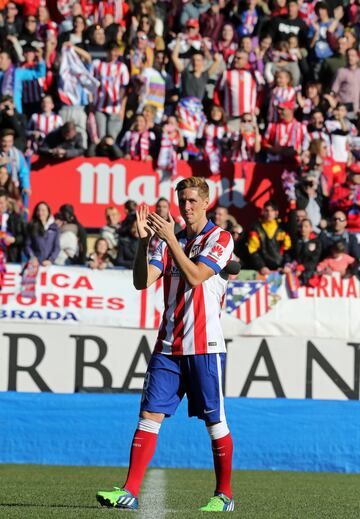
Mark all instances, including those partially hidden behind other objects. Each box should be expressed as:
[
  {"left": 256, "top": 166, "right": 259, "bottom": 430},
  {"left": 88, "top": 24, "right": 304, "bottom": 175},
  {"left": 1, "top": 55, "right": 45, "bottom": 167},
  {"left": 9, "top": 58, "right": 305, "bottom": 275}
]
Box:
[
  {"left": 212, "top": 433, "right": 233, "bottom": 498},
  {"left": 124, "top": 429, "right": 158, "bottom": 497}
]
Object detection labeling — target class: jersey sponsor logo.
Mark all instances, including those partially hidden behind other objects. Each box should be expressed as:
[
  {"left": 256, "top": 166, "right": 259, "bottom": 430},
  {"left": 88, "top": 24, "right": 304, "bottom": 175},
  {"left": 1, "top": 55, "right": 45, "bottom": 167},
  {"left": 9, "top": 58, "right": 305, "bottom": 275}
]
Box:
[
  {"left": 208, "top": 341, "right": 217, "bottom": 347},
  {"left": 208, "top": 244, "right": 224, "bottom": 260}
]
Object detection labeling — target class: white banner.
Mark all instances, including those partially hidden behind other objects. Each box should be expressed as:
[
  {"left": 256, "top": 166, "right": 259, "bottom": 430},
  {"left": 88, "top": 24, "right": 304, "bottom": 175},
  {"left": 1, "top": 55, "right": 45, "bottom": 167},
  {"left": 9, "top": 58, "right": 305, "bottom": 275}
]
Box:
[
  {"left": 0, "top": 266, "right": 162, "bottom": 329},
  {"left": 222, "top": 275, "right": 360, "bottom": 340},
  {"left": 1, "top": 266, "right": 360, "bottom": 339},
  {"left": 0, "top": 323, "right": 358, "bottom": 400}
]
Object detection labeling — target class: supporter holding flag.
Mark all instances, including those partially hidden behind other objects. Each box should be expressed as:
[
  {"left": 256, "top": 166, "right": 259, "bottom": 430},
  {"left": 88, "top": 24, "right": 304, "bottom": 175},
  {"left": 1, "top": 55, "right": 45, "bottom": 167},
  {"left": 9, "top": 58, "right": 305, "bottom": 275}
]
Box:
[
  {"left": 58, "top": 43, "right": 100, "bottom": 147},
  {"left": 176, "top": 96, "right": 206, "bottom": 157},
  {"left": 0, "top": 47, "right": 45, "bottom": 114}
]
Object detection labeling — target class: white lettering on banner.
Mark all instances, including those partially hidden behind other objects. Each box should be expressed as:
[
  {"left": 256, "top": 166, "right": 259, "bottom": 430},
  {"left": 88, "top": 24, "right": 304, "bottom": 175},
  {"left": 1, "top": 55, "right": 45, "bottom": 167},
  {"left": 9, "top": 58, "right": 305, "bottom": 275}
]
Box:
[
  {"left": 0, "top": 266, "right": 138, "bottom": 327},
  {"left": 76, "top": 162, "right": 247, "bottom": 208},
  {"left": 77, "top": 162, "right": 127, "bottom": 204},
  {"left": 0, "top": 325, "right": 359, "bottom": 400}
]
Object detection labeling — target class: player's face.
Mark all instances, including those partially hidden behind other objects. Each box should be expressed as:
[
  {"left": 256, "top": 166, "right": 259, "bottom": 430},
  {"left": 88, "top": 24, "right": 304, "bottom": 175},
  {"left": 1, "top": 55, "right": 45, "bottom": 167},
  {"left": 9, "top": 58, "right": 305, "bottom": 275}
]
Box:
[{"left": 178, "top": 188, "right": 209, "bottom": 226}]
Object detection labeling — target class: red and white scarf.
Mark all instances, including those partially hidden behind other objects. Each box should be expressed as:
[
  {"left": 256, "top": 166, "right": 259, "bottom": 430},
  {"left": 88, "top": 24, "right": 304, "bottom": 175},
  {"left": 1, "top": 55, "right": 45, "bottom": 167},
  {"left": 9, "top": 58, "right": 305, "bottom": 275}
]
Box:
[
  {"left": 204, "top": 123, "right": 227, "bottom": 174},
  {"left": 157, "top": 126, "right": 180, "bottom": 175},
  {"left": 232, "top": 131, "right": 256, "bottom": 162},
  {"left": 130, "top": 130, "right": 150, "bottom": 161}
]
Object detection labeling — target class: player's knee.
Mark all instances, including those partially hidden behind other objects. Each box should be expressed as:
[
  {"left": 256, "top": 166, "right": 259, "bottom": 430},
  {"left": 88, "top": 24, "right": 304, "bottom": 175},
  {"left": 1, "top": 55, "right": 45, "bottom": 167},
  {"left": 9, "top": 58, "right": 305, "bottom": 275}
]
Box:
[
  {"left": 206, "top": 421, "right": 229, "bottom": 440},
  {"left": 140, "top": 410, "right": 165, "bottom": 424}
]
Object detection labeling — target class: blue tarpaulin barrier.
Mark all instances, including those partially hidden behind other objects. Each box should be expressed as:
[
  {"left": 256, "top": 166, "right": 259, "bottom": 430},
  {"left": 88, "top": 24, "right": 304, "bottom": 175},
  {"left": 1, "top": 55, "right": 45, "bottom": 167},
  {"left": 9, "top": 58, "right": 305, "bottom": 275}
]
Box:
[{"left": 1, "top": 392, "right": 360, "bottom": 472}]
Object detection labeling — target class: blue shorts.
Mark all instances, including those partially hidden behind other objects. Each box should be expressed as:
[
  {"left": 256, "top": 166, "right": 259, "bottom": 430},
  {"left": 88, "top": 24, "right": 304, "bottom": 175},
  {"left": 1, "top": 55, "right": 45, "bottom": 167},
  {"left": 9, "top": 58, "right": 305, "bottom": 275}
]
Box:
[{"left": 140, "top": 353, "right": 226, "bottom": 423}]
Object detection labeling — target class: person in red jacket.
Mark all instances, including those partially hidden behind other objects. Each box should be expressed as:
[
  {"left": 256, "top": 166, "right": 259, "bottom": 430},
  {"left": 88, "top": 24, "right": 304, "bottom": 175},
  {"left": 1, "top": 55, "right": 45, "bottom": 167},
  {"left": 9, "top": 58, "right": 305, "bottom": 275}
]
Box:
[
  {"left": 13, "top": 0, "right": 41, "bottom": 17},
  {"left": 330, "top": 162, "right": 360, "bottom": 232}
]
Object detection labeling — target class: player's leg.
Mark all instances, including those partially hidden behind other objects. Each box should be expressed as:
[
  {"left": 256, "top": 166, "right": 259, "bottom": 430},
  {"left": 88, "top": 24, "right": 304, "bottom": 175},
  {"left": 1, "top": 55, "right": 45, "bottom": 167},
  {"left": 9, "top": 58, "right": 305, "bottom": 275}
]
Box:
[
  {"left": 96, "top": 353, "right": 183, "bottom": 509},
  {"left": 184, "top": 353, "right": 234, "bottom": 512},
  {"left": 123, "top": 410, "right": 164, "bottom": 498}
]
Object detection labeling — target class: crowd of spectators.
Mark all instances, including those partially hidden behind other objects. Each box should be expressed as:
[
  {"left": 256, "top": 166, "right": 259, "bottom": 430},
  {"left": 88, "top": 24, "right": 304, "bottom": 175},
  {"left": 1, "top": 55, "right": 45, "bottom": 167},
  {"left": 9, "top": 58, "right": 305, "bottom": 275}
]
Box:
[{"left": 0, "top": 0, "right": 360, "bottom": 284}]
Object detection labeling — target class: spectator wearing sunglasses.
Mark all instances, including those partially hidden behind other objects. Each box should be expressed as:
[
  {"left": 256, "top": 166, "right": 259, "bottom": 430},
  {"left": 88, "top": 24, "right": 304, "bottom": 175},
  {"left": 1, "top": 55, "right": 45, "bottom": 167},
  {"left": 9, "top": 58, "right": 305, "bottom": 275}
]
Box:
[{"left": 320, "top": 210, "right": 360, "bottom": 260}]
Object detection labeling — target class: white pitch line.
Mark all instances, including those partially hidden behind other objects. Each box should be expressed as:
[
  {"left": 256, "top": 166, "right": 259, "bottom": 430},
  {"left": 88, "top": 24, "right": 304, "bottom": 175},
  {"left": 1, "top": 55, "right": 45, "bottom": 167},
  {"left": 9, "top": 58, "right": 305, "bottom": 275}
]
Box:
[{"left": 139, "top": 468, "right": 167, "bottom": 518}]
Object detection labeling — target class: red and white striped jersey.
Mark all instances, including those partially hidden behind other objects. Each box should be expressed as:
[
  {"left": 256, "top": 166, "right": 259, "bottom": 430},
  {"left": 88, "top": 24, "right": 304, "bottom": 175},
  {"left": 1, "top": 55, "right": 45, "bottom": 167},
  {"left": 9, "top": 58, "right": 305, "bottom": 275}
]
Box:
[
  {"left": 149, "top": 220, "right": 234, "bottom": 356},
  {"left": 264, "top": 119, "right": 307, "bottom": 160},
  {"left": 268, "top": 86, "right": 296, "bottom": 121},
  {"left": 28, "top": 112, "right": 64, "bottom": 137},
  {"left": 204, "top": 123, "right": 228, "bottom": 142},
  {"left": 92, "top": 60, "right": 130, "bottom": 114},
  {"left": 217, "top": 69, "right": 257, "bottom": 117}
]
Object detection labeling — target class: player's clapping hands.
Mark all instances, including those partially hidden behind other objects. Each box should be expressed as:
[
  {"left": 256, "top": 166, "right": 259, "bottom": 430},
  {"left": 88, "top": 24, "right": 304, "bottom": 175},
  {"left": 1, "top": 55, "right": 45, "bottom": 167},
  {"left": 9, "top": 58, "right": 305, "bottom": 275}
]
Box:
[
  {"left": 136, "top": 204, "right": 154, "bottom": 240},
  {"left": 147, "top": 212, "right": 175, "bottom": 243}
]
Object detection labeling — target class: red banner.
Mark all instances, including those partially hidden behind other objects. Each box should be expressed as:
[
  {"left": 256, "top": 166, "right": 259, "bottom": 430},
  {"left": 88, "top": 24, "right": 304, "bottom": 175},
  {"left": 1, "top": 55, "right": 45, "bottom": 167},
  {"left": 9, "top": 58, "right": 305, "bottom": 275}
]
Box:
[{"left": 30, "top": 158, "right": 290, "bottom": 228}]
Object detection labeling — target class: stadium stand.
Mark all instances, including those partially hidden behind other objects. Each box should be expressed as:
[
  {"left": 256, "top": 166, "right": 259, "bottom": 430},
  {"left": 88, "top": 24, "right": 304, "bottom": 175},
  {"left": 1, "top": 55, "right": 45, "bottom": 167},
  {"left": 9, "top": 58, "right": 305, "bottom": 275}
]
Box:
[{"left": 0, "top": 0, "right": 359, "bottom": 284}]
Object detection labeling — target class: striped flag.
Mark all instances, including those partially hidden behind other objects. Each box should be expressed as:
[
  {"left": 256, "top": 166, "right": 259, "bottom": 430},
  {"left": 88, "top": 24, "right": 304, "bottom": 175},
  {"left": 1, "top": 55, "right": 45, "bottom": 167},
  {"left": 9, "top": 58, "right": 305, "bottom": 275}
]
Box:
[{"left": 225, "top": 280, "right": 270, "bottom": 324}]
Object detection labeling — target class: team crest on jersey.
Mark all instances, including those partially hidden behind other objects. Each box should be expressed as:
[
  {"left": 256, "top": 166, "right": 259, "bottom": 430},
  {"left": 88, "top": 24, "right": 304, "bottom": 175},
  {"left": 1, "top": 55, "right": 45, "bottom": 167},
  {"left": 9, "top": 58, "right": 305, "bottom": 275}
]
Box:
[
  {"left": 208, "top": 244, "right": 224, "bottom": 260},
  {"left": 189, "top": 243, "right": 202, "bottom": 258}
]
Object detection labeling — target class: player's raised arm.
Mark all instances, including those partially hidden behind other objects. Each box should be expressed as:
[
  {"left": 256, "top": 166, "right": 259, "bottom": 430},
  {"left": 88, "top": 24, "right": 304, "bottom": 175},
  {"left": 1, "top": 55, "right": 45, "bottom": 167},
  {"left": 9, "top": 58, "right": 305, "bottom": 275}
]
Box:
[{"left": 133, "top": 204, "right": 162, "bottom": 290}]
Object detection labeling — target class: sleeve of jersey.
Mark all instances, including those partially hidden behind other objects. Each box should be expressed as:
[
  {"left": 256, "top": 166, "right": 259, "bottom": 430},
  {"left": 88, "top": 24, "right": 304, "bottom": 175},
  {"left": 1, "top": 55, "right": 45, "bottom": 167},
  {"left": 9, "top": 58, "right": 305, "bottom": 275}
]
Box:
[
  {"left": 197, "top": 230, "right": 234, "bottom": 273},
  {"left": 149, "top": 240, "right": 166, "bottom": 273}
]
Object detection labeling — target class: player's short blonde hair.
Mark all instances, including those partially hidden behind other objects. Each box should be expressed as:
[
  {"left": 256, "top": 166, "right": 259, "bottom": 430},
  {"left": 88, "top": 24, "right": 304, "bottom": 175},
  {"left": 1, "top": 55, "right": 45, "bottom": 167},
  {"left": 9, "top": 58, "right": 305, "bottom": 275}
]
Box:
[{"left": 175, "top": 177, "right": 209, "bottom": 199}]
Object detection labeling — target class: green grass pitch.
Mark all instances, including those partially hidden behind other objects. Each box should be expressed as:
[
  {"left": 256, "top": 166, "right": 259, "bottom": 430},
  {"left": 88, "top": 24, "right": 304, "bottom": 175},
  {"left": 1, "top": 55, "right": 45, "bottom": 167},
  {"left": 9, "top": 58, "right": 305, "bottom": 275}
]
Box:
[{"left": 0, "top": 465, "right": 359, "bottom": 518}]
